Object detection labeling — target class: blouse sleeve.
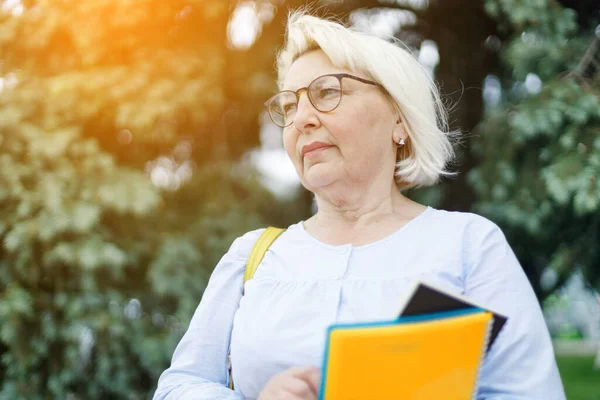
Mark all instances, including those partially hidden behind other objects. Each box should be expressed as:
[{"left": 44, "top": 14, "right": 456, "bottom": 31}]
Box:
[
  {"left": 153, "top": 229, "right": 264, "bottom": 400},
  {"left": 463, "top": 216, "right": 566, "bottom": 400}
]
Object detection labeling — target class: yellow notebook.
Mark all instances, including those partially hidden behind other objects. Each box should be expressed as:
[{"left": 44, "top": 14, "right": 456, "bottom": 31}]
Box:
[{"left": 319, "top": 309, "right": 493, "bottom": 400}]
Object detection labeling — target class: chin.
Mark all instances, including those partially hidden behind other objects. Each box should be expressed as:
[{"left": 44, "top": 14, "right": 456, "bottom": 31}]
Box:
[{"left": 303, "top": 164, "right": 336, "bottom": 189}]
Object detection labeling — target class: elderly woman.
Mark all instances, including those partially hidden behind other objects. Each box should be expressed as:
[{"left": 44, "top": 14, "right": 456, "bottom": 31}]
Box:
[{"left": 153, "top": 12, "right": 565, "bottom": 400}]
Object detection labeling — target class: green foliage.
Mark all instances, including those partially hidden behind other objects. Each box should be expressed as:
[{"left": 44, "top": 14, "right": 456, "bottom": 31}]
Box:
[
  {"left": 0, "top": 0, "right": 290, "bottom": 166},
  {"left": 485, "top": 0, "right": 582, "bottom": 80},
  {"left": 0, "top": 0, "right": 311, "bottom": 398},
  {"left": 0, "top": 146, "right": 305, "bottom": 398},
  {"left": 471, "top": 0, "right": 600, "bottom": 296},
  {"left": 0, "top": 0, "right": 231, "bottom": 157}
]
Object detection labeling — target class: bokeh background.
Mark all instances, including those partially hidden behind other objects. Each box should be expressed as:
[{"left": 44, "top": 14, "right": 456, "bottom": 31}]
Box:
[{"left": 0, "top": 0, "right": 599, "bottom": 398}]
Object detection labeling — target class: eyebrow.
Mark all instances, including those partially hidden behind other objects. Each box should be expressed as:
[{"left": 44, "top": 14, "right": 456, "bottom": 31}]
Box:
[
  {"left": 282, "top": 72, "right": 346, "bottom": 92},
  {"left": 282, "top": 80, "right": 309, "bottom": 92}
]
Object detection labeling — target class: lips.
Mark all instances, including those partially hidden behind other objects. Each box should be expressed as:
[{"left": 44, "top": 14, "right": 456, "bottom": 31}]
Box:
[{"left": 301, "top": 142, "right": 334, "bottom": 157}]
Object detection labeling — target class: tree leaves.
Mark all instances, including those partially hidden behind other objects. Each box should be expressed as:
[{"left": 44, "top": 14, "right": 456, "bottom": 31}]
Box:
[{"left": 472, "top": 0, "right": 600, "bottom": 296}]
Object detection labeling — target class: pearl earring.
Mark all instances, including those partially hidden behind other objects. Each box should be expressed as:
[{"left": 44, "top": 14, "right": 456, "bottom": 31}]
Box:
[{"left": 397, "top": 138, "right": 405, "bottom": 147}]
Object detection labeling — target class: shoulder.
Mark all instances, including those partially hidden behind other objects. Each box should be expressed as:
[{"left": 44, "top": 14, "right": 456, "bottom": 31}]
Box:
[
  {"left": 424, "top": 209, "right": 521, "bottom": 282},
  {"left": 227, "top": 223, "right": 300, "bottom": 260},
  {"left": 427, "top": 208, "right": 501, "bottom": 233},
  {"left": 425, "top": 208, "right": 508, "bottom": 253},
  {"left": 204, "top": 228, "right": 267, "bottom": 292},
  {"left": 227, "top": 228, "right": 267, "bottom": 262}
]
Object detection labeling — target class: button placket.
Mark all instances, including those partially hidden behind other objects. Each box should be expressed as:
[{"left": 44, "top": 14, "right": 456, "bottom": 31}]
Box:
[{"left": 339, "top": 246, "right": 352, "bottom": 277}]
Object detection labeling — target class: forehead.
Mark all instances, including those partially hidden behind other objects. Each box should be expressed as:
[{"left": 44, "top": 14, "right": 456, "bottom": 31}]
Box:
[{"left": 282, "top": 50, "right": 351, "bottom": 91}]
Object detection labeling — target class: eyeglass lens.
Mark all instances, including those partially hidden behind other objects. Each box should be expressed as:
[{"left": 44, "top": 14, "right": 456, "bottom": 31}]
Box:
[{"left": 268, "top": 75, "right": 342, "bottom": 127}]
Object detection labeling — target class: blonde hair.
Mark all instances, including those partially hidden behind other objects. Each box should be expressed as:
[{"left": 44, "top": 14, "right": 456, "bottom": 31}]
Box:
[{"left": 276, "top": 11, "right": 456, "bottom": 188}]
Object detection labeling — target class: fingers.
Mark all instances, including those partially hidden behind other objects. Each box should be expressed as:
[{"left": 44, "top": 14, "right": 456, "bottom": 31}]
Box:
[
  {"left": 295, "top": 366, "right": 321, "bottom": 395},
  {"left": 288, "top": 366, "right": 321, "bottom": 396},
  {"left": 282, "top": 376, "right": 318, "bottom": 399},
  {"left": 259, "top": 366, "right": 322, "bottom": 400},
  {"left": 290, "top": 365, "right": 320, "bottom": 379}
]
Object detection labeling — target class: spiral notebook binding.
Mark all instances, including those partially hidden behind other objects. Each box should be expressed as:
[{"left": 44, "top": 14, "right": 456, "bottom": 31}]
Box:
[{"left": 470, "top": 314, "right": 494, "bottom": 400}]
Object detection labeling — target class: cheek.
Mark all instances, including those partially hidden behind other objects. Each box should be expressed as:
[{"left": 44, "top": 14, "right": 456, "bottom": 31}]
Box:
[
  {"left": 282, "top": 129, "right": 300, "bottom": 165},
  {"left": 330, "top": 108, "right": 375, "bottom": 148},
  {"left": 329, "top": 105, "right": 393, "bottom": 162}
]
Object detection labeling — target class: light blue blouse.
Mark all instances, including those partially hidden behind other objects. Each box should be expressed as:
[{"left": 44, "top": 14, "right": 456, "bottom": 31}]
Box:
[{"left": 153, "top": 207, "right": 566, "bottom": 399}]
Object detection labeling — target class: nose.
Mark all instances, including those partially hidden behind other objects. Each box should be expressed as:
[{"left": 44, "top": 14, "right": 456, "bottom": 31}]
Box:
[{"left": 292, "top": 91, "right": 320, "bottom": 133}]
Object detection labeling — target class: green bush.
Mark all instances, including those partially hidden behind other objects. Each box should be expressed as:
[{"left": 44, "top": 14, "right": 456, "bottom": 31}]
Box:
[{"left": 0, "top": 156, "right": 308, "bottom": 398}]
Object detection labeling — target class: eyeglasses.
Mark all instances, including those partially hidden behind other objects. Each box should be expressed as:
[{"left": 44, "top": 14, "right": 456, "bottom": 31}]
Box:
[{"left": 265, "top": 73, "right": 383, "bottom": 128}]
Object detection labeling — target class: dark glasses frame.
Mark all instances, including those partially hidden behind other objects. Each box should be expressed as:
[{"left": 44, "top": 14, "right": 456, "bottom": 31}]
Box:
[{"left": 265, "top": 73, "right": 384, "bottom": 128}]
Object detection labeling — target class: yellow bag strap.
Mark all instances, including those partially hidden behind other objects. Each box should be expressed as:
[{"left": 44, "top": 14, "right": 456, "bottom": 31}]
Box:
[
  {"left": 243, "top": 226, "right": 285, "bottom": 284},
  {"left": 229, "top": 226, "right": 285, "bottom": 390}
]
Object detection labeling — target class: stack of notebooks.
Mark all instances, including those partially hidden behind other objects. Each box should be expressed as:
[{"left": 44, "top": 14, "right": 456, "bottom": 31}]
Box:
[{"left": 318, "top": 280, "right": 507, "bottom": 400}]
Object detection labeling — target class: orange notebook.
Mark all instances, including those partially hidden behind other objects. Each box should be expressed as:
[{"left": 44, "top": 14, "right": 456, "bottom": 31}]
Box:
[{"left": 318, "top": 308, "right": 494, "bottom": 400}]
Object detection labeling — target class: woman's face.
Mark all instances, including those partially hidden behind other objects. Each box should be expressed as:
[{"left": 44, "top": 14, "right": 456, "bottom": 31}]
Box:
[{"left": 281, "top": 50, "right": 401, "bottom": 193}]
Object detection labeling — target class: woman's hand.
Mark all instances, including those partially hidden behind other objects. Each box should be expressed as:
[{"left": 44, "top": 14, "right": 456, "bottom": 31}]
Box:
[{"left": 258, "top": 366, "right": 321, "bottom": 400}]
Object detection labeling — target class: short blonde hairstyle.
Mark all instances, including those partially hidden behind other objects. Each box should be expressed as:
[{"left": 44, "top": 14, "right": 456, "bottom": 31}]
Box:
[{"left": 276, "top": 11, "right": 456, "bottom": 189}]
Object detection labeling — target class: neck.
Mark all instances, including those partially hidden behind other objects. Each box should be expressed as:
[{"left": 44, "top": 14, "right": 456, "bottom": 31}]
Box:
[{"left": 306, "top": 179, "right": 426, "bottom": 246}]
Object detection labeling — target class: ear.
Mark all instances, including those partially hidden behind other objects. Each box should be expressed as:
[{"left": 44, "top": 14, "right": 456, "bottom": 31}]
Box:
[{"left": 392, "top": 119, "right": 408, "bottom": 144}]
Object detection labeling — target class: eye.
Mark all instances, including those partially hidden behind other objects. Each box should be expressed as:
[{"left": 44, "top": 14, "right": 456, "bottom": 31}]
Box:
[
  {"left": 282, "top": 102, "right": 297, "bottom": 114},
  {"left": 317, "top": 88, "right": 340, "bottom": 98}
]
